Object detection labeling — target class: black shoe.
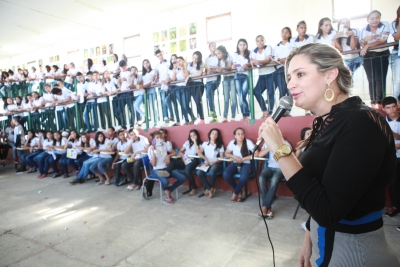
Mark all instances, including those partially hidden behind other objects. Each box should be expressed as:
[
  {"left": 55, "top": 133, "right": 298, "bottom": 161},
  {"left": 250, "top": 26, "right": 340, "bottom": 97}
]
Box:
[
  {"left": 142, "top": 186, "right": 149, "bottom": 200},
  {"left": 27, "top": 168, "right": 37, "bottom": 173},
  {"left": 16, "top": 167, "right": 26, "bottom": 172},
  {"left": 385, "top": 207, "right": 399, "bottom": 217},
  {"left": 118, "top": 176, "right": 127, "bottom": 186},
  {"left": 69, "top": 178, "right": 84, "bottom": 184},
  {"left": 95, "top": 179, "right": 100, "bottom": 182}
]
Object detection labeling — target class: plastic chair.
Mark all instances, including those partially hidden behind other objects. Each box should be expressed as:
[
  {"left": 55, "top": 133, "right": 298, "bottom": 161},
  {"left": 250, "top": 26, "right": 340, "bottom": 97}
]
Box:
[{"left": 140, "top": 155, "right": 179, "bottom": 205}]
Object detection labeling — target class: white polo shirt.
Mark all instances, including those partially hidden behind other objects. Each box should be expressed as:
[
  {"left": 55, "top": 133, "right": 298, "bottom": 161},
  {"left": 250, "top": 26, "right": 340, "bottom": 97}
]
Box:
[
  {"left": 142, "top": 70, "right": 156, "bottom": 86},
  {"left": 315, "top": 31, "right": 337, "bottom": 46},
  {"left": 251, "top": 46, "right": 275, "bottom": 75},
  {"left": 65, "top": 68, "right": 77, "bottom": 84},
  {"left": 28, "top": 72, "right": 37, "bottom": 84},
  {"left": 360, "top": 22, "right": 390, "bottom": 52},
  {"left": 202, "top": 141, "right": 224, "bottom": 163},
  {"left": 390, "top": 21, "right": 399, "bottom": 53},
  {"left": 187, "top": 62, "right": 204, "bottom": 82},
  {"left": 76, "top": 82, "right": 87, "bottom": 104},
  {"left": 218, "top": 54, "right": 234, "bottom": 77},
  {"left": 205, "top": 55, "right": 219, "bottom": 82},
  {"left": 32, "top": 97, "right": 44, "bottom": 109},
  {"left": 29, "top": 138, "right": 38, "bottom": 147},
  {"left": 273, "top": 41, "right": 293, "bottom": 69},
  {"left": 131, "top": 136, "right": 150, "bottom": 157},
  {"left": 120, "top": 69, "right": 131, "bottom": 91},
  {"left": 175, "top": 69, "right": 187, "bottom": 86},
  {"left": 226, "top": 139, "right": 255, "bottom": 164},
  {"left": 42, "top": 139, "right": 54, "bottom": 150},
  {"left": 232, "top": 52, "right": 250, "bottom": 75},
  {"left": 155, "top": 60, "right": 170, "bottom": 83},
  {"left": 386, "top": 115, "right": 400, "bottom": 158},
  {"left": 148, "top": 142, "right": 169, "bottom": 170},
  {"left": 132, "top": 75, "right": 144, "bottom": 96},
  {"left": 86, "top": 81, "right": 97, "bottom": 103},
  {"left": 182, "top": 140, "right": 201, "bottom": 156},
  {"left": 61, "top": 87, "right": 75, "bottom": 108},
  {"left": 45, "top": 71, "right": 54, "bottom": 83},
  {"left": 109, "top": 137, "right": 119, "bottom": 148},
  {"left": 117, "top": 140, "right": 130, "bottom": 160},
  {"left": 43, "top": 92, "right": 55, "bottom": 107},
  {"left": 54, "top": 94, "right": 66, "bottom": 111},
  {"left": 54, "top": 137, "right": 67, "bottom": 154},
  {"left": 339, "top": 28, "right": 361, "bottom": 59},
  {"left": 98, "top": 139, "right": 112, "bottom": 158},
  {"left": 291, "top": 35, "right": 315, "bottom": 48},
  {"left": 261, "top": 140, "right": 291, "bottom": 168},
  {"left": 94, "top": 81, "right": 107, "bottom": 103}
]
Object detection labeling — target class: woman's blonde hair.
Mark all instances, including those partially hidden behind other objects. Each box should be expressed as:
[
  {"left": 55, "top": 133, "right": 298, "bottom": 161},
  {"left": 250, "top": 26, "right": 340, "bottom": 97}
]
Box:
[{"left": 285, "top": 43, "right": 352, "bottom": 94}]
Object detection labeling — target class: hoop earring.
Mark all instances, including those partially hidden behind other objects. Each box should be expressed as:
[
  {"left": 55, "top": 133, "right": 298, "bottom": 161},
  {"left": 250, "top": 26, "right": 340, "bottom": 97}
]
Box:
[{"left": 324, "top": 83, "right": 334, "bottom": 102}]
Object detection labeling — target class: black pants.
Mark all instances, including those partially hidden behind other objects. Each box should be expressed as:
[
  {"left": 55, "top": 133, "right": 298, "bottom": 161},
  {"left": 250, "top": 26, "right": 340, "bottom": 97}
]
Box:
[
  {"left": 363, "top": 50, "right": 390, "bottom": 103},
  {"left": 0, "top": 144, "right": 9, "bottom": 160},
  {"left": 389, "top": 157, "right": 400, "bottom": 208},
  {"left": 117, "top": 160, "right": 143, "bottom": 185}
]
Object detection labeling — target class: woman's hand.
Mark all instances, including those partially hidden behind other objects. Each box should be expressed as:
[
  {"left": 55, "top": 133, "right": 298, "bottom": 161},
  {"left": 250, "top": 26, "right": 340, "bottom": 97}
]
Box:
[
  {"left": 360, "top": 46, "right": 368, "bottom": 56},
  {"left": 298, "top": 231, "right": 312, "bottom": 267},
  {"left": 259, "top": 116, "right": 285, "bottom": 153}
]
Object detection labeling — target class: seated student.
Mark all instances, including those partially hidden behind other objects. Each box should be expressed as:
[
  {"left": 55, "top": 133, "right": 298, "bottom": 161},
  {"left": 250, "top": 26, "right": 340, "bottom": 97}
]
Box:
[
  {"left": 34, "top": 131, "right": 56, "bottom": 178},
  {"left": 257, "top": 139, "right": 292, "bottom": 218},
  {"left": 88, "top": 132, "right": 114, "bottom": 185},
  {"left": 382, "top": 96, "right": 400, "bottom": 217},
  {"left": 45, "top": 131, "right": 67, "bottom": 178},
  {"left": 69, "top": 132, "right": 109, "bottom": 184},
  {"left": 119, "top": 128, "right": 149, "bottom": 188},
  {"left": 147, "top": 131, "right": 186, "bottom": 204},
  {"left": 24, "top": 130, "right": 45, "bottom": 173},
  {"left": 17, "top": 130, "right": 38, "bottom": 172},
  {"left": 166, "top": 129, "right": 203, "bottom": 195},
  {"left": 291, "top": 20, "right": 315, "bottom": 48},
  {"left": 73, "top": 132, "right": 96, "bottom": 173},
  {"left": 294, "top": 127, "right": 312, "bottom": 159},
  {"left": 112, "top": 130, "right": 131, "bottom": 186},
  {"left": 196, "top": 128, "right": 224, "bottom": 199},
  {"left": 223, "top": 127, "right": 258, "bottom": 202},
  {"left": 58, "top": 130, "right": 82, "bottom": 178}
]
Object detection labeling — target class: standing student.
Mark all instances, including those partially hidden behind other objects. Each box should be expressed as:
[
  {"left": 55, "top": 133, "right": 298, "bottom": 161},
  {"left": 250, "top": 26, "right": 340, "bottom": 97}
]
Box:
[
  {"left": 360, "top": 10, "right": 391, "bottom": 105},
  {"left": 390, "top": 7, "right": 400, "bottom": 99},
  {"left": 166, "top": 54, "right": 181, "bottom": 125},
  {"left": 291, "top": 21, "right": 315, "bottom": 48},
  {"left": 44, "top": 65, "right": 55, "bottom": 86},
  {"left": 100, "top": 70, "right": 115, "bottom": 128},
  {"left": 273, "top": 27, "right": 293, "bottom": 101},
  {"left": 215, "top": 45, "right": 235, "bottom": 122},
  {"left": 154, "top": 50, "right": 174, "bottom": 123},
  {"left": 30, "top": 91, "right": 44, "bottom": 130},
  {"left": 52, "top": 87, "right": 68, "bottom": 131},
  {"left": 223, "top": 128, "right": 258, "bottom": 202},
  {"left": 95, "top": 71, "right": 108, "bottom": 130},
  {"left": 204, "top": 42, "right": 220, "bottom": 123},
  {"left": 128, "top": 66, "right": 143, "bottom": 126},
  {"left": 141, "top": 59, "right": 158, "bottom": 127},
  {"left": 116, "top": 60, "right": 133, "bottom": 127},
  {"left": 27, "top": 67, "right": 37, "bottom": 93},
  {"left": 333, "top": 18, "right": 362, "bottom": 82},
  {"left": 76, "top": 72, "right": 88, "bottom": 131},
  {"left": 85, "top": 71, "right": 99, "bottom": 132},
  {"left": 314, "top": 17, "right": 337, "bottom": 46},
  {"left": 196, "top": 128, "right": 224, "bottom": 198},
  {"left": 251, "top": 35, "right": 275, "bottom": 116},
  {"left": 52, "top": 65, "right": 62, "bottom": 80},
  {"left": 187, "top": 51, "right": 205, "bottom": 124},
  {"left": 85, "top": 58, "right": 96, "bottom": 73},
  {"left": 98, "top": 60, "right": 107, "bottom": 74},
  {"left": 232, "top": 39, "right": 252, "bottom": 120}
]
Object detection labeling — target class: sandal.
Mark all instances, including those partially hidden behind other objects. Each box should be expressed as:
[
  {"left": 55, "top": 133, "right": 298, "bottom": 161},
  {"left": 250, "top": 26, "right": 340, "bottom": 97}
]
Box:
[
  {"left": 189, "top": 189, "right": 196, "bottom": 196},
  {"left": 222, "top": 118, "right": 228, "bottom": 123},
  {"left": 104, "top": 181, "right": 110, "bottom": 185},
  {"left": 258, "top": 211, "right": 269, "bottom": 218},
  {"left": 96, "top": 181, "right": 104, "bottom": 185},
  {"left": 87, "top": 174, "right": 94, "bottom": 180},
  {"left": 231, "top": 193, "right": 237, "bottom": 202},
  {"left": 237, "top": 191, "right": 243, "bottom": 202}
]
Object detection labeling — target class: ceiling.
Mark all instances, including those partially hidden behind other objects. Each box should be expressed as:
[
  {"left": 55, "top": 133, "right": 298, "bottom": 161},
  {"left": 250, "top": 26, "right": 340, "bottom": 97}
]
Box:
[{"left": 0, "top": 0, "right": 207, "bottom": 60}]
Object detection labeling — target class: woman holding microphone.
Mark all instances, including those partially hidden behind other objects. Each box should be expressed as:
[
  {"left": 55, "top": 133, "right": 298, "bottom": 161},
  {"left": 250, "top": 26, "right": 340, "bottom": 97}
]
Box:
[{"left": 258, "top": 43, "right": 399, "bottom": 266}]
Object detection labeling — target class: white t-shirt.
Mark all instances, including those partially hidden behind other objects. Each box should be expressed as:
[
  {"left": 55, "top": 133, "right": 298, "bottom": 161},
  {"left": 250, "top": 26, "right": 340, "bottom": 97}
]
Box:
[
  {"left": 14, "top": 124, "right": 25, "bottom": 144},
  {"left": 148, "top": 141, "right": 169, "bottom": 170},
  {"left": 86, "top": 81, "right": 98, "bottom": 103},
  {"left": 290, "top": 35, "right": 315, "bottom": 48},
  {"left": 386, "top": 115, "right": 400, "bottom": 158},
  {"left": 142, "top": 70, "right": 156, "bottom": 86},
  {"left": 54, "top": 94, "right": 66, "bottom": 111},
  {"left": 28, "top": 72, "right": 37, "bottom": 84},
  {"left": 32, "top": 97, "right": 44, "bottom": 109},
  {"left": 315, "top": 30, "right": 337, "bottom": 46},
  {"left": 94, "top": 81, "right": 107, "bottom": 103},
  {"left": 117, "top": 140, "right": 130, "bottom": 160},
  {"left": 390, "top": 21, "right": 399, "bottom": 53},
  {"left": 187, "top": 62, "right": 204, "bottom": 82},
  {"left": 175, "top": 69, "right": 187, "bottom": 86},
  {"left": 119, "top": 69, "right": 131, "bottom": 91},
  {"left": 65, "top": 68, "right": 77, "bottom": 84},
  {"left": 182, "top": 140, "right": 201, "bottom": 156},
  {"left": 132, "top": 136, "right": 150, "bottom": 157},
  {"left": 339, "top": 28, "right": 361, "bottom": 59},
  {"left": 218, "top": 54, "right": 234, "bottom": 77},
  {"left": 226, "top": 139, "right": 255, "bottom": 164},
  {"left": 76, "top": 82, "right": 87, "bottom": 104},
  {"left": 61, "top": 87, "right": 75, "bottom": 108},
  {"left": 251, "top": 46, "right": 275, "bottom": 75},
  {"left": 205, "top": 55, "right": 219, "bottom": 82},
  {"left": 360, "top": 21, "right": 390, "bottom": 52},
  {"left": 98, "top": 139, "right": 112, "bottom": 158},
  {"left": 54, "top": 137, "right": 67, "bottom": 154},
  {"left": 28, "top": 138, "right": 37, "bottom": 147},
  {"left": 45, "top": 71, "right": 54, "bottom": 83},
  {"left": 232, "top": 52, "right": 250, "bottom": 75},
  {"left": 202, "top": 141, "right": 224, "bottom": 163},
  {"left": 131, "top": 75, "right": 144, "bottom": 96},
  {"left": 273, "top": 41, "right": 293, "bottom": 69},
  {"left": 261, "top": 140, "right": 291, "bottom": 168},
  {"left": 155, "top": 60, "right": 170, "bottom": 82}
]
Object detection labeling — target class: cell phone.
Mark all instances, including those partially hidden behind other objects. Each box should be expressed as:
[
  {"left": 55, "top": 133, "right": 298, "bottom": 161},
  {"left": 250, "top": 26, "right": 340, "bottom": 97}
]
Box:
[{"left": 152, "top": 140, "right": 157, "bottom": 146}]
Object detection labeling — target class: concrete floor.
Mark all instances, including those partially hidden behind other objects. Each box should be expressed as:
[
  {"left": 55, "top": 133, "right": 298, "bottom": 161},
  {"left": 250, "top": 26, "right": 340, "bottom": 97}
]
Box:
[{"left": 0, "top": 164, "right": 399, "bottom": 267}]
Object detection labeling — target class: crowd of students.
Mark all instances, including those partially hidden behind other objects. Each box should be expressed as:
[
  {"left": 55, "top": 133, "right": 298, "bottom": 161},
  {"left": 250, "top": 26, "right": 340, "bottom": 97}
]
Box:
[{"left": 0, "top": 9, "right": 398, "bottom": 132}]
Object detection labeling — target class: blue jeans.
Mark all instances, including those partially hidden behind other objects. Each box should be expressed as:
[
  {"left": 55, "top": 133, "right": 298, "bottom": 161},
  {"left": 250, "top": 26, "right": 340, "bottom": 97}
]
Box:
[
  {"left": 7, "top": 142, "right": 23, "bottom": 160},
  {"left": 46, "top": 153, "right": 62, "bottom": 173},
  {"left": 91, "top": 157, "right": 113, "bottom": 174},
  {"left": 168, "top": 85, "right": 180, "bottom": 122},
  {"left": 77, "top": 157, "right": 103, "bottom": 180},
  {"left": 74, "top": 154, "right": 91, "bottom": 170},
  {"left": 149, "top": 169, "right": 186, "bottom": 193},
  {"left": 116, "top": 93, "right": 134, "bottom": 126},
  {"left": 344, "top": 56, "right": 363, "bottom": 83},
  {"left": 159, "top": 89, "right": 172, "bottom": 119},
  {"left": 24, "top": 149, "right": 43, "bottom": 168},
  {"left": 56, "top": 109, "right": 65, "bottom": 130},
  {"left": 133, "top": 94, "right": 145, "bottom": 120},
  {"left": 36, "top": 152, "right": 53, "bottom": 174},
  {"left": 223, "top": 162, "right": 252, "bottom": 194},
  {"left": 259, "top": 167, "right": 284, "bottom": 209},
  {"left": 196, "top": 162, "right": 223, "bottom": 190},
  {"left": 254, "top": 73, "right": 275, "bottom": 113},
  {"left": 166, "top": 158, "right": 200, "bottom": 189},
  {"left": 187, "top": 81, "right": 204, "bottom": 119},
  {"left": 391, "top": 53, "right": 400, "bottom": 99},
  {"left": 59, "top": 153, "right": 85, "bottom": 174},
  {"left": 175, "top": 86, "right": 190, "bottom": 122},
  {"left": 84, "top": 102, "right": 98, "bottom": 131},
  {"left": 147, "top": 88, "right": 159, "bottom": 125},
  {"left": 234, "top": 74, "right": 250, "bottom": 117},
  {"left": 273, "top": 67, "right": 289, "bottom": 100},
  {"left": 205, "top": 80, "right": 220, "bottom": 114},
  {"left": 222, "top": 77, "right": 237, "bottom": 119}
]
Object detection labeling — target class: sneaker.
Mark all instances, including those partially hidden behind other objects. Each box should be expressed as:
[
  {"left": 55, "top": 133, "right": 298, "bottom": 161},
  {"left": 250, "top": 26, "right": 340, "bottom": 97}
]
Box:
[
  {"left": 126, "top": 185, "right": 134, "bottom": 191},
  {"left": 142, "top": 186, "right": 149, "bottom": 200},
  {"left": 16, "top": 167, "right": 26, "bottom": 172},
  {"left": 396, "top": 226, "right": 400, "bottom": 232},
  {"left": 209, "top": 118, "right": 218, "bottom": 123},
  {"left": 118, "top": 176, "right": 127, "bottom": 186},
  {"left": 197, "top": 119, "right": 205, "bottom": 125},
  {"left": 164, "top": 197, "right": 175, "bottom": 204},
  {"left": 385, "top": 207, "right": 399, "bottom": 217},
  {"left": 157, "top": 170, "right": 170, "bottom": 177},
  {"left": 301, "top": 222, "right": 307, "bottom": 231},
  {"left": 69, "top": 178, "right": 83, "bottom": 185}
]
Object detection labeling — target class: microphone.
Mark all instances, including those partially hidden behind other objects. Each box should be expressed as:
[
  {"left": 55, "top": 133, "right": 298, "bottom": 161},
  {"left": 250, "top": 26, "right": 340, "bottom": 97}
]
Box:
[{"left": 254, "top": 96, "right": 293, "bottom": 150}]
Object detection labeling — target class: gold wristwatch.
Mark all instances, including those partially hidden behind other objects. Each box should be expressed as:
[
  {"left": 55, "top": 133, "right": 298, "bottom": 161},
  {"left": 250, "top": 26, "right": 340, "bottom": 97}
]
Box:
[{"left": 273, "top": 144, "right": 292, "bottom": 161}]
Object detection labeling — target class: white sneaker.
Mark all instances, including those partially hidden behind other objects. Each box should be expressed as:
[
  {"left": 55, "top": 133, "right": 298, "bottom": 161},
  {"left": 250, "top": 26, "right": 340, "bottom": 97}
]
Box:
[
  {"left": 301, "top": 222, "right": 307, "bottom": 231},
  {"left": 126, "top": 185, "right": 133, "bottom": 191}
]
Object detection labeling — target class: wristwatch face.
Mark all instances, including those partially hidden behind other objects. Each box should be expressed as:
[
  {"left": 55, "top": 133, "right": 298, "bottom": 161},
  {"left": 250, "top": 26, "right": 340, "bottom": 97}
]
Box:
[{"left": 281, "top": 144, "right": 292, "bottom": 154}]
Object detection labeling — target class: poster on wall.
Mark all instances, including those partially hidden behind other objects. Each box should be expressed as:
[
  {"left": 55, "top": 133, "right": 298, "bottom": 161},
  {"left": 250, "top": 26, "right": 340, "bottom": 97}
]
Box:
[
  {"left": 90, "top": 48, "right": 94, "bottom": 57},
  {"left": 83, "top": 59, "right": 88, "bottom": 67},
  {"left": 102, "top": 45, "right": 107, "bottom": 55},
  {"left": 107, "top": 56, "right": 113, "bottom": 63},
  {"left": 12, "top": 66, "right": 15, "bottom": 71},
  {"left": 179, "top": 26, "right": 186, "bottom": 37},
  {"left": 84, "top": 49, "right": 88, "bottom": 58},
  {"left": 189, "top": 23, "right": 196, "bottom": 35},
  {"left": 189, "top": 38, "right": 196, "bottom": 49},
  {"left": 22, "top": 64, "right": 25, "bottom": 70},
  {"left": 161, "top": 30, "right": 167, "bottom": 41},
  {"left": 153, "top": 32, "right": 159, "bottom": 43},
  {"left": 170, "top": 42, "right": 177, "bottom": 53},
  {"left": 38, "top": 59, "right": 43, "bottom": 66},
  {"left": 169, "top": 27, "right": 176, "bottom": 40},
  {"left": 49, "top": 57, "right": 54, "bottom": 63},
  {"left": 161, "top": 43, "right": 167, "bottom": 55},
  {"left": 179, "top": 40, "right": 186, "bottom": 52},
  {"left": 154, "top": 45, "right": 160, "bottom": 52},
  {"left": 55, "top": 55, "right": 59, "bottom": 62},
  {"left": 96, "top": 47, "right": 100, "bottom": 56},
  {"left": 93, "top": 58, "right": 98, "bottom": 64},
  {"left": 109, "top": 44, "right": 114, "bottom": 55}
]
